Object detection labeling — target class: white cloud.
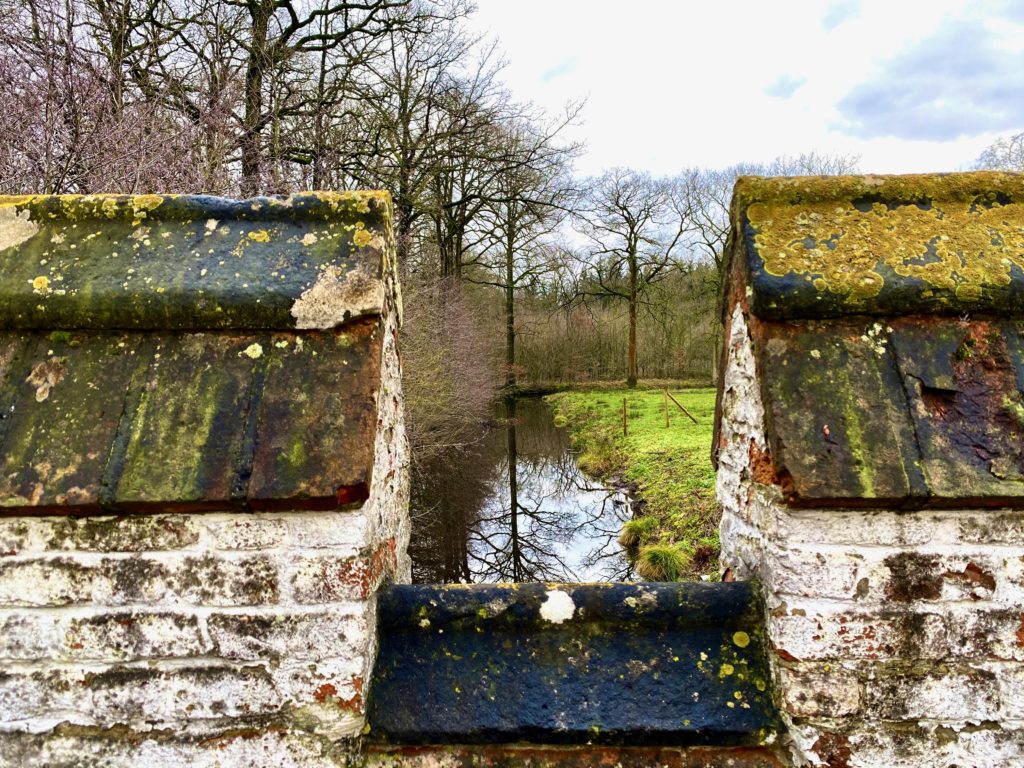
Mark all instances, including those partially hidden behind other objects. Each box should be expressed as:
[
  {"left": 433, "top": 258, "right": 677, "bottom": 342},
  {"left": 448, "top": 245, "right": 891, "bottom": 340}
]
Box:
[{"left": 467, "top": 0, "right": 1012, "bottom": 176}]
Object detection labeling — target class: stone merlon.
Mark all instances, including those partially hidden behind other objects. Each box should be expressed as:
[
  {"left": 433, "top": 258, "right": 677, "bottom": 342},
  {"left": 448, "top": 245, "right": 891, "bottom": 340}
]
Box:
[
  {"left": 0, "top": 192, "right": 401, "bottom": 514},
  {"left": 717, "top": 172, "right": 1024, "bottom": 510}
]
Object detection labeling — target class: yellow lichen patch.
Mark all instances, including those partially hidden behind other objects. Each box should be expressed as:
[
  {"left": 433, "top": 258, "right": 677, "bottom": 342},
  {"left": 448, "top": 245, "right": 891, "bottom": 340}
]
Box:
[
  {"left": 312, "top": 190, "right": 391, "bottom": 216},
  {"left": 133, "top": 194, "right": 164, "bottom": 213},
  {"left": 248, "top": 229, "right": 271, "bottom": 243},
  {"left": 240, "top": 343, "right": 263, "bottom": 359},
  {"left": 734, "top": 171, "right": 1024, "bottom": 209},
  {"left": 747, "top": 193, "right": 1024, "bottom": 304},
  {"left": 353, "top": 228, "right": 374, "bottom": 247},
  {"left": 31, "top": 275, "right": 50, "bottom": 294},
  {"left": 732, "top": 631, "right": 751, "bottom": 648}
]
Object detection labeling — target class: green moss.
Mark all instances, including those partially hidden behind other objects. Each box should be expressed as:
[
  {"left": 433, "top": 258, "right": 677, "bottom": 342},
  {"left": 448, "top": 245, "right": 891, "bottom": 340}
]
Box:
[
  {"left": 956, "top": 337, "right": 976, "bottom": 361},
  {"left": 1004, "top": 394, "right": 1024, "bottom": 429}
]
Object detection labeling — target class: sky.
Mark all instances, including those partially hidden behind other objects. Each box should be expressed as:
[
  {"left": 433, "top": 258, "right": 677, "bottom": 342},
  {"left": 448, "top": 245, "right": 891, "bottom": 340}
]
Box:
[{"left": 467, "top": 0, "right": 1024, "bottom": 177}]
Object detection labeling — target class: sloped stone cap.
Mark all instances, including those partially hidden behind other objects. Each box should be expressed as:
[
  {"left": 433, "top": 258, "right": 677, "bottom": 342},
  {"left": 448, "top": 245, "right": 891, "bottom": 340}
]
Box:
[
  {"left": 719, "top": 173, "right": 1024, "bottom": 508},
  {"left": 0, "top": 322, "right": 382, "bottom": 513},
  {"left": 0, "top": 192, "right": 394, "bottom": 330},
  {"left": 367, "top": 582, "right": 777, "bottom": 746},
  {"left": 733, "top": 172, "right": 1024, "bottom": 319},
  {"left": 755, "top": 316, "right": 1024, "bottom": 507},
  {"left": 0, "top": 193, "right": 398, "bottom": 514}
]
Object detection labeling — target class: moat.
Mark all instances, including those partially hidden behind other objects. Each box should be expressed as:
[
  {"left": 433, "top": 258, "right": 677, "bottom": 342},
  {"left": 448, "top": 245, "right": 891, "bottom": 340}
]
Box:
[{"left": 409, "top": 397, "right": 633, "bottom": 583}]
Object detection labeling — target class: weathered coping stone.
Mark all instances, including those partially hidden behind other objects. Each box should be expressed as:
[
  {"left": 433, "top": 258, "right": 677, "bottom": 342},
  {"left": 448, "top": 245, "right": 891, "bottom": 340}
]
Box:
[
  {"left": 0, "top": 192, "right": 401, "bottom": 514},
  {"left": 734, "top": 172, "right": 1024, "bottom": 319},
  {"left": 366, "top": 582, "right": 778, "bottom": 747},
  {"left": 0, "top": 192, "right": 395, "bottom": 330}
]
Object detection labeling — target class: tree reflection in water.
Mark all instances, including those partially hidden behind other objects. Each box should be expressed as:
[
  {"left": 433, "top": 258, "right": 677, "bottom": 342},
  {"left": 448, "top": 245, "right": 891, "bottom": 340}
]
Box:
[{"left": 409, "top": 397, "right": 633, "bottom": 583}]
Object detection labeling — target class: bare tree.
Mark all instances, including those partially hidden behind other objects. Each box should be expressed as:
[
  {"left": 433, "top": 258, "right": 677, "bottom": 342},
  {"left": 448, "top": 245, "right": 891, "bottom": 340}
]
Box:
[
  {"left": 575, "top": 168, "right": 689, "bottom": 388},
  {"left": 465, "top": 110, "right": 582, "bottom": 389},
  {"left": 975, "top": 132, "right": 1024, "bottom": 171},
  {"left": 348, "top": 0, "right": 492, "bottom": 265}
]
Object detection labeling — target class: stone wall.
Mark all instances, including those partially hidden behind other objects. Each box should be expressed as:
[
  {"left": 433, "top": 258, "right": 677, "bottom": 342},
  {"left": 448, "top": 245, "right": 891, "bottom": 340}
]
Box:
[
  {"left": 718, "top": 305, "right": 1024, "bottom": 767},
  {"left": 0, "top": 192, "right": 409, "bottom": 767}
]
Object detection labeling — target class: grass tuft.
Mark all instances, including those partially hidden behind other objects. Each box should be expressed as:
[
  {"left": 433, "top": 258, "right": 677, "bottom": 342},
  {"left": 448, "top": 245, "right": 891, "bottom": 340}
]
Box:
[
  {"left": 635, "top": 544, "right": 692, "bottom": 582},
  {"left": 618, "top": 516, "right": 659, "bottom": 551}
]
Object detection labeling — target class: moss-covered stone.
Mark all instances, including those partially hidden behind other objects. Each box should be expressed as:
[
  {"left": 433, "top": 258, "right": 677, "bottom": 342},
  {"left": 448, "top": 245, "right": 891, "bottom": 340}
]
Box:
[
  {"left": 733, "top": 172, "right": 1024, "bottom": 319},
  {"left": 0, "top": 192, "right": 392, "bottom": 331},
  {"left": 367, "top": 582, "right": 777, "bottom": 747}
]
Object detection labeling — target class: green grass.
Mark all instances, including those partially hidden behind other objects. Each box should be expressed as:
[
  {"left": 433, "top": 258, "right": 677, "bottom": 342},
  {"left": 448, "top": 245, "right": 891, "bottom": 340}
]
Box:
[{"left": 546, "top": 386, "right": 720, "bottom": 581}]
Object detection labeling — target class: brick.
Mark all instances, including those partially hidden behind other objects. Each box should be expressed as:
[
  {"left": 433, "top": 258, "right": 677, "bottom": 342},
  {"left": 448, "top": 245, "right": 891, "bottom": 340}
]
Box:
[
  {"left": 958, "top": 512, "right": 1024, "bottom": 545},
  {"left": 873, "top": 551, "right": 1001, "bottom": 604},
  {"left": 0, "top": 612, "right": 59, "bottom": 659},
  {"left": 173, "top": 554, "right": 280, "bottom": 606},
  {"left": 281, "top": 512, "right": 367, "bottom": 551},
  {"left": 763, "top": 545, "right": 863, "bottom": 600},
  {"left": 997, "top": 664, "right": 1024, "bottom": 718},
  {"left": 819, "top": 723, "right": 1024, "bottom": 768},
  {"left": 0, "top": 730, "right": 337, "bottom": 768},
  {"left": 43, "top": 515, "right": 200, "bottom": 552},
  {"left": 206, "top": 516, "right": 288, "bottom": 550},
  {"left": 0, "top": 554, "right": 278, "bottom": 607},
  {"left": 865, "top": 665, "right": 1001, "bottom": 721},
  {"left": 0, "top": 520, "right": 35, "bottom": 556},
  {"left": 291, "top": 555, "right": 370, "bottom": 603},
  {"left": 778, "top": 664, "right": 862, "bottom": 717},
  {"left": 775, "top": 508, "right": 949, "bottom": 547},
  {"left": 771, "top": 609, "right": 948, "bottom": 661},
  {"left": 64, "top": 611, "right": 207, "bottom": 660},
  {"left": 0, "top": 659, "right": 368, "bottom": 727},
  {"left": 943, "top": 608, "right": 1024, "bottom": 662},
  {"left": 207, "top": 609, "right": 366, "bottom": 661}
]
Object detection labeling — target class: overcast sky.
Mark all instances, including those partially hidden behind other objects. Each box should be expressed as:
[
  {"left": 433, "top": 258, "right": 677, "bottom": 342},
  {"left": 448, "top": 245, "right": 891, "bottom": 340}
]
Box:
[{"left": 467, "top": 0, "right": 1024, "bottom": 177}]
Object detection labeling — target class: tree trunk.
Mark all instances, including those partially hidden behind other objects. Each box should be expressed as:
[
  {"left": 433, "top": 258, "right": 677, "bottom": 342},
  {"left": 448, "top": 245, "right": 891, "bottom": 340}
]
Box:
[
  {"left": 627, "top": 249, "right": 638, "bottom": 388},
  {"left": 505, "top": 396, "right": 523, "bottom": 581},
  {"left": 395, "top": 199, "right": 414, "bottom": 267},
  {"left": 241, "top": 0, "right": 272, "bottom": 196},
  {"left": 504, "top": 228, "right": 516, "bottom": 390}
]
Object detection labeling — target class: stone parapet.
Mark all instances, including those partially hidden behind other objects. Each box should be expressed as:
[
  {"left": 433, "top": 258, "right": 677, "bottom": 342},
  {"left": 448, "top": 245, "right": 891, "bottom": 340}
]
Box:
[
  {"left": 716, "top": 172, "right": 1024, "bottom": 768},
  {"left": 0, "top": 193, "right": 409, "bottom": 766}
]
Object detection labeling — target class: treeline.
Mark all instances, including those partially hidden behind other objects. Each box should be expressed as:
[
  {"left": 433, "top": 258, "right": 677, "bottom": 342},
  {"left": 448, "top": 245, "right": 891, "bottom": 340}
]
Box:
[{"left": 0, "top": 0, "right": 860, "bottom": 458}]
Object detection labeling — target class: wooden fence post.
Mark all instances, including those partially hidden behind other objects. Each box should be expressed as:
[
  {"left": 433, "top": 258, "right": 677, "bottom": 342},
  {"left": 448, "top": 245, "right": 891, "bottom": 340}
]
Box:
[{"left": 665, "top": 389, "right": 699, "bottom": 425}]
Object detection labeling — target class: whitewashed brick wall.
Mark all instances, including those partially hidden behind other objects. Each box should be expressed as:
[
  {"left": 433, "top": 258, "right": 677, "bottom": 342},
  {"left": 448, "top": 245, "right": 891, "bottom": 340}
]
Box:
[{"left": 718, "top": 305, "right": 1024, "bottom": 768}]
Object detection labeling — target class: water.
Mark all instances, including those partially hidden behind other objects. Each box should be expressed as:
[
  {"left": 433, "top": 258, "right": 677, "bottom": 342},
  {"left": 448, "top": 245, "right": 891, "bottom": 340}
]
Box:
[{"left": 409, "top": 397, "right": 634, "bottom": 583}]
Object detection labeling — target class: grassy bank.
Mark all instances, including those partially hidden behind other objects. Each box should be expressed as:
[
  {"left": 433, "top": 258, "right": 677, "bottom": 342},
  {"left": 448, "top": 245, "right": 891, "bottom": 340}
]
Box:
[{"left": 546, "top": 387, "right": 719, "bottom": 581}]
